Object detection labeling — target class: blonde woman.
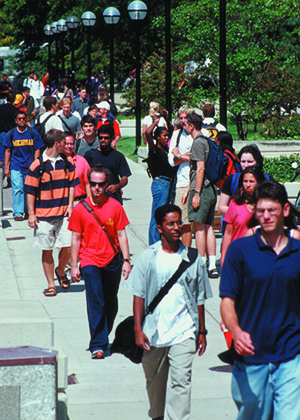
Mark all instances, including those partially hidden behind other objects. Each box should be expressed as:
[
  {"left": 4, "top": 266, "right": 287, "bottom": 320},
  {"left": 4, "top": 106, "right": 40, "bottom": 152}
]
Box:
[{"left": 142, "top": 101, "right": 167, "bottom": 145}]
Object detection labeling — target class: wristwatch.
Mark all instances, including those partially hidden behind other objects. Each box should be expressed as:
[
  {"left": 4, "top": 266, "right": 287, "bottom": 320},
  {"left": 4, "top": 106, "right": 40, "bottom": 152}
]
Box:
[
  {"left": 194, "top": 190, "right": 200, "bottom": 194},
  {"left": 199, "top": 329, "right": 208, "bottom": 336},
  {"left": 123, "top": 258, "right": 131, "bottom": 264}
]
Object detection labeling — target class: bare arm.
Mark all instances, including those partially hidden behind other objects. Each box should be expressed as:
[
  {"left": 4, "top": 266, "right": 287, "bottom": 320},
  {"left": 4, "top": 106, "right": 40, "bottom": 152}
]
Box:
[
  {"left": 27, "top": 193, "right": 38, "bottom": 228},
  {"left": 197, "top": 305, "right": 207, "bottom": 356},
  {"left": 220, "top": 297, "right": 255, "bottom": 356},
  {"left": 106, "top": 176, "right": 128, "bottom": 194},
  {"left": 133, "top": 295, "right": 151, "bottom": 351},
  {"left": 220, "top": 223, "right": 233, "bottom": 268},
  {"left": 85, "top": 182, "right": 91, "bottom": 197},
  {"left": 218, "top": 192, "right": 231, "bottom": 216},
  {"left": 192, "top": 160, "right": 205, "bottom": 210},
  {"left": 64, "top": 186, "right": 75, "bottom": 220},
  {"left": 71, "top": 231, "right": 81, "bottom": 282},
  {"left": 117, "top": 228, "right": 131, "bottom": 280},
  {"left": 181, "top": 184, "right": 190, "bottom": 205},
  {"left": 34, "top": 149, "right": 40, "bottom": 159},
  {"left": 4, "top": 148, "right": 11, "bottom": 178},
  {"left": 142, "top": 124, "right": 147, "bottom": 145},
  {"left": 145, "top": 118, "right": 160, "bottom": 151}
]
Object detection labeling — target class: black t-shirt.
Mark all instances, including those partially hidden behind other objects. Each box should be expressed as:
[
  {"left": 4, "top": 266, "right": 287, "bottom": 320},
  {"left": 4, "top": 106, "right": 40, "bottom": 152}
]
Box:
[
  {"left": 149, "top": 145, "right": 177, "bottom": 180},
  {"left": 0, "top": 103, "right": 18, "bottom": 132},
  {"left": 0, "top": 80, "right": 12, "bottom": 99},
  {"left": 84, "top": 147, "right": 132, "bottom": 204}
]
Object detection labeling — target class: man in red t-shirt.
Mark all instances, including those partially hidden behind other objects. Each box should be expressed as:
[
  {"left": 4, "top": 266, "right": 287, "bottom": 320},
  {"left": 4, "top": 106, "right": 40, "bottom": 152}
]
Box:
[{"left": 68, "top": 164, "right": 131, "bottom": 359}]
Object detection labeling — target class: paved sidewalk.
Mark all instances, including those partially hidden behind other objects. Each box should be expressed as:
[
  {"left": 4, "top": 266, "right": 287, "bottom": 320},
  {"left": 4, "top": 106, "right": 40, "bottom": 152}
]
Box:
[{"left": 0, "top": 159, "right": 236, "bottom": 420}]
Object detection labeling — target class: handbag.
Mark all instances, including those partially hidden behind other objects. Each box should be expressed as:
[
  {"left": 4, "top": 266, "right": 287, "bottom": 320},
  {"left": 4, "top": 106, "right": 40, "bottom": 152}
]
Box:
[
  {"left": 110, "top": 248, "right": 198, "bottom": 364},
  {"left": 79, "top": 199, "right": 122, "bottom": 257}
]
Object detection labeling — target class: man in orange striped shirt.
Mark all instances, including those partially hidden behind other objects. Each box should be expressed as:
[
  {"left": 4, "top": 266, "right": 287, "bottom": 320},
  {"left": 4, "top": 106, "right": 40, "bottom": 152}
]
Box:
[{"left": 24, "top": 129, "right": 80, "bottom": 297}]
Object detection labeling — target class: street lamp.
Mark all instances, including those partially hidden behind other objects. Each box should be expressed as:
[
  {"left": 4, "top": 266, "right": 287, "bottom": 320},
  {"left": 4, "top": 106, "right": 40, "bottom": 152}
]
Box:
[
  {"left": 50, "top": 22, "right": 60, "bottom": 84},
  {"left": 128, "top": 1, "right": 147, "bottom": 152},
  {"left": 165, "top": 0, "right": 171, "bottom": 118},
  {"left": 66, "top": 15, "right": 80, "bottom": 88},
  {"left": 57, "top": 19, "right": 68, "bottom": 78},
  {"left": 81, "top": 11, "right": 96, "bottom": 94},
  {"left": 44, "top": 24, "right": 53, "bottom": 91},
  {"left": 103, "top": 7, "right": 120, "bottom": 103},
  {"left": 219, "top": 0, "right": 227, "bottom": 127}
]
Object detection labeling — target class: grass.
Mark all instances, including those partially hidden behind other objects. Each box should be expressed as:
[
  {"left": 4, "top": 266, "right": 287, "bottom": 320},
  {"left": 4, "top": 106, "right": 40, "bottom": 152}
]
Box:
[{"left": 117, "top": 136, "right": 142, "bottom": 163}]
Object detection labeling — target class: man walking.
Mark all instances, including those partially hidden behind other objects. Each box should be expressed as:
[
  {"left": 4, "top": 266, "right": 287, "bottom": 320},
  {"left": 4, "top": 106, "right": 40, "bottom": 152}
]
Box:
[
  {"left": 3, "top": 110, "right": 44, "bottom": 220},
  {"left": 71, "top": 87, "right": 88, "bottom": 117},
  {"left": 69, "top": 164, "right": 131, "bottom": 359},
  {"left": 182, "top": 112, "right": 218, "bottom": 278},
  {"left": 37, "top": 96, "right": 64, "bottom": 133},
  {"left": 75, "top": 115, "right": 98, "bottom": 157},
  {"left": 84, "top": 124, "right": 131, "bottom": 204},
  {"left": 124, "top": 204, "right": 212, "bottom": 420},
  {"left": 24, "top": 129, "right": 79, "bottom": 296},
  {"left": 220, "top": 181, "right": 300, "bottom": 419}
]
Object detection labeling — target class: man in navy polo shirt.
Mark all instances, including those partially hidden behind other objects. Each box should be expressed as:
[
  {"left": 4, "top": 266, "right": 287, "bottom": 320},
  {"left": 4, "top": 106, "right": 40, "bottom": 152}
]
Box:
[{"left": 220, "top": 181, "right": 300, "bottom": 420}]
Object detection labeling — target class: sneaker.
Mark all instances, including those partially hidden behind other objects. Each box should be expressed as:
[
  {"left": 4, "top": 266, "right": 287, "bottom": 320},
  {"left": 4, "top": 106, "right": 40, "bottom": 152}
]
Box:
[
  {"left": 91, "top": 350, "right": 105, "bottom": 360},
  {"left": 208, "top": 267, "right": 219, "bottom": 279}
]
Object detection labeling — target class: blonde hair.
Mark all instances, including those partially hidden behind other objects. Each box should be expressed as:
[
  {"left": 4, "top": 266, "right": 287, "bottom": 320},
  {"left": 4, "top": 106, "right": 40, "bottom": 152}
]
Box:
[
  {"left": 178, "top": 106, "right": 195, "bottom": 116},
  {"left": 61, "top": 98, "right": 72, "bottom": 106},
  {"left": 149, "top": 101, "right": 159, "bottom": 116}
]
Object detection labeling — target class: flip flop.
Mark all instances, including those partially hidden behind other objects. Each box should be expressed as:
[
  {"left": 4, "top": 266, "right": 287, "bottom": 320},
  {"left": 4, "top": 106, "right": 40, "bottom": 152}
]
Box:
[
  {"left": 44, "top": 287, "right": 57, "bottom": 297},
  {"left": 55, "top": 267, "right": 70, "bottom": 291}
]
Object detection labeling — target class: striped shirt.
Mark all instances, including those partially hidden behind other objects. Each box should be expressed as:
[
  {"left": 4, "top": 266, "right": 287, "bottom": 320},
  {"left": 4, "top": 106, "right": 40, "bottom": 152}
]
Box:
[{"left": 24, "top": 153, "right": 80, "bottom": 221}]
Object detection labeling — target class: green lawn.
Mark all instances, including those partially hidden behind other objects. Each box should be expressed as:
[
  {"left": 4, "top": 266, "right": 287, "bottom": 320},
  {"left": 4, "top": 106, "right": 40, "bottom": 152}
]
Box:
[{"left": 117, "top": 137, "right": 141, "bottom": 163}]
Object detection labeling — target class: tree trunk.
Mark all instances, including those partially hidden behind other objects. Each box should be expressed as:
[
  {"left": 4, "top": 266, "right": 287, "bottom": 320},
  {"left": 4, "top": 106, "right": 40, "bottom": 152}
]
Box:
[{"left": 236, "top": 114, "right": 245, "bottom": 140}]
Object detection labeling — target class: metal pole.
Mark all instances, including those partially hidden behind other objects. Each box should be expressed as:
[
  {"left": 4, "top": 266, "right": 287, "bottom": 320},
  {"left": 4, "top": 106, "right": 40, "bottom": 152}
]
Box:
[
  {"left": 48, "top": 41, "right": 52, "bottom": 93},
  {"left": 55, "top": 37, "right": 59, "bottom": 85},
  {"left": 110, "top": 26, "right": 115, "bottom": 103},
  {"left": 87, "top": 28, "right": 92, "bottom": 94},
  {"left": 219, "top": 0, "right": 227, "bottom": 128},
  {"left": 71, "top": 30, "right": 75, "bottom": 88},
  {"left": 135, "top": 22, "right": 141, "bottom": 152},
  {"left": 61, "top": 37, "right": 65, "bottom": 78},
  {"left": 165, "top": 0, "right": 172, "bottom": 118}
]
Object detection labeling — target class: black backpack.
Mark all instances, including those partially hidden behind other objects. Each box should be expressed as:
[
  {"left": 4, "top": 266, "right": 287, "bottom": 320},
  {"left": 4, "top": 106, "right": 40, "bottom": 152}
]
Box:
[{"left": 35, "top": 114, "right": 55, "bottom": 142}]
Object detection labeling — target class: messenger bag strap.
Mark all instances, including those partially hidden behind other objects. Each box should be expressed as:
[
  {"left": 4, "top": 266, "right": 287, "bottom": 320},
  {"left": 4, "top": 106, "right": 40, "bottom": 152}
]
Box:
[
  {"left": 145, "top": 248, "right": 198, "bottom": 316},
  {"left": 79, "top": 199, "right": 121, "bottom": 255}
]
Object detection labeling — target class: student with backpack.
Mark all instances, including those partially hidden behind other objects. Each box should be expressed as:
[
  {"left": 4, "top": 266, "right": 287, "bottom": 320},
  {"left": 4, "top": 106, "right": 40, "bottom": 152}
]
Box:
[
  {"left": 24, "top": 129, "right": 80, "bottom": 297},
  {"left": 215, "top": 131, "right": 241, "bottom": 190},
  {"left": 3, "top": 110, "right": 44, "bottom": 220},
  {"left": 201, "top": 103, "right": 226, "bottom": 139}
]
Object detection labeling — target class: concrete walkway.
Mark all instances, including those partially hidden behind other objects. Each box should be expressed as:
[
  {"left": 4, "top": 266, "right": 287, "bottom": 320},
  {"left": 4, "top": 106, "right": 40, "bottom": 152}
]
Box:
[{"left": 0, "top": 159, "right": 237, "bottom": 420}]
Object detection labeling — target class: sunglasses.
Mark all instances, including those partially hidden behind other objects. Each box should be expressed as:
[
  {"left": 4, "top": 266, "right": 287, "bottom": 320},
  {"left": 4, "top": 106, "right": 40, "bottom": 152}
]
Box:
[
  {"left": 17, "top": 117, "right": 27, "bottom": 120},
  {"left": 90, "top": 181, "right": 107, "bottom": 187},
  {"left": 98, "top": 136, "right": 111, "bottom": 140}
]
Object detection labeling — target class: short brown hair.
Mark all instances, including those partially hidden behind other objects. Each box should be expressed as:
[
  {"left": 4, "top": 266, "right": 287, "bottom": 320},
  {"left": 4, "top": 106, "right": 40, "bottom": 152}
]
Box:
[
  {"left": 202, "top": 103, "right": 215, "bottom": 118},
  {"left": 44, "top": 129, "right": 65, "bottom": 148},
  {"left": 88, "top": 164, "right": 111, "bottom": 184}
]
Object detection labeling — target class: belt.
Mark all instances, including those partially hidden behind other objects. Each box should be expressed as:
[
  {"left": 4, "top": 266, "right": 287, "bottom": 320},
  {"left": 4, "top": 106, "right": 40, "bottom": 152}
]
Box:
[{"left": 155, "top": 176, "right": 173, "bottom": 182}]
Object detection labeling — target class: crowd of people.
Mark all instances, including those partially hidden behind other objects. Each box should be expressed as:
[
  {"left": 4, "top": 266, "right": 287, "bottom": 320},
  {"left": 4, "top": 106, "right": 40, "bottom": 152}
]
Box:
[{"left": 1, "top": 73, "right": 300, "bottom": 420}]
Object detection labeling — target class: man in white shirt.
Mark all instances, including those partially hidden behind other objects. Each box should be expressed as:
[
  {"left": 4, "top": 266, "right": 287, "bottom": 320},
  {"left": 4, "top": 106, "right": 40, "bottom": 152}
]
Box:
[
  {"left": 37, "top": 96, "right": 64, "bottom": 133},
  {"left": 201, "top": 103, "right": 226, "bottom": 139},
  {"left": 125, "top": 204, "right": 212, "bottom": 420}
]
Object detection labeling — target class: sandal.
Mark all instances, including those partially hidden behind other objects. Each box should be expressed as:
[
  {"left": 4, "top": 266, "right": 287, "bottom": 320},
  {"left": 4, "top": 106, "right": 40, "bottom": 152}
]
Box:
[
  {"left": 44, "top": 287, "right": 57, "bottom": 297},
  {"left": 55, "top": 267, "right": 70, "bottom": 291},
  {"left": 208, "top": 268, "right": 219, "bottom": 279}
]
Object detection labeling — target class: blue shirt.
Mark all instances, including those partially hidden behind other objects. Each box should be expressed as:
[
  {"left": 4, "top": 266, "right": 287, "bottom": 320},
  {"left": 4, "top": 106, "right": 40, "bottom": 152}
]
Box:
[
  {"left": 220, "top": 230, "right": 300, "bottom": 364},
  {"left": 3, "top": 127, "right": 44, "bottom": 175}
]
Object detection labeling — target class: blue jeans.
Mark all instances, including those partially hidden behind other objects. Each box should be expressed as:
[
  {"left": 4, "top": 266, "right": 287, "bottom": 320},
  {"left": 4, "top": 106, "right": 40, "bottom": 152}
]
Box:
[
  {"left": 232, "top": 355, "right": 300, "bottom": 420},
  {"left": 81, "top": 255, "right": 122, "bottom": 353},
  {"left": 11, "top": 169, "right": 28, "bottom": 217},
  {"left": 149, "top": 177, "right": 174, "bottom": 245}
]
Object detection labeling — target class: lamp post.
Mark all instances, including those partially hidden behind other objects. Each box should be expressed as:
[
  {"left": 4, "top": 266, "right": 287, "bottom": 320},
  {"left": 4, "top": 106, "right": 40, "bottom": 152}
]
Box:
[
  {"left": 219, "top": 0, "right": 227, "bottom": 128},
  {"left": 103, "top": 7, "right": 120, "bottom": 103},
  {"left": 128, "top": 1, "right": 147, "bottom": 152},
  {"left": 57, "top": 19, "right": 68, "bottom": 78},
  {"left": 66, "top": 15, "right": 80, "bottom": 88},
  {"left": 44, "top": 24, "right": 53, "bottom": 92},
  {"left": 165, "top": 0, "right": 172, "bottom": 118},
  {"left": 50, "top": 22, "right": 60, "bottom": 84},
  {"left": 81, "top": 11, "right": 96, "bottom": 94}
]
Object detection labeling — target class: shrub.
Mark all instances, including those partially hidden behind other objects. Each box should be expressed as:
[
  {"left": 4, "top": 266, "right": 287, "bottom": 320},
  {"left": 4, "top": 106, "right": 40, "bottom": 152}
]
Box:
[
  {"left": 260, "top": 114, "right": 300, "bottom": 140},
  {"left": 264, "top": 154, "right": 300, "bottom": 182}
]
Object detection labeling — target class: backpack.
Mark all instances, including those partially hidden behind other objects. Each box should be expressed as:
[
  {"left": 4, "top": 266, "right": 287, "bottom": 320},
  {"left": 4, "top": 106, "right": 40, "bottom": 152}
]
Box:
[
  {"left": 35, "top": 114, "right": 55, "bottom": 142},
  {"left": 223, "top": 149, "right": 241, "bottom": 176},
  {"left": 36, "top": 152, "right": 70, "bottom": 204},
  {"left": 231, "top": 171, "right": 270, "bottom": 196},
  {"left": 202, "top": 121, "right": 219, "bottom": 139},
  {"left": 202, "top": 136, "right": 229, "bottom": 185}
]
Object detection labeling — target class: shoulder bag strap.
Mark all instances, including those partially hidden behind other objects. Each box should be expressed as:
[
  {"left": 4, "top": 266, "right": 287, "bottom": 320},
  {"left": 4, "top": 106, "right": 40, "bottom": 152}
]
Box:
[
  {"left": 145, "top": 247, "right": 198, "bottom": 316},
  {"left": 79, "top": 199, "right": 121, "bottom": 255},
  {"left": 58, "top": 115, "right": 72, "bottom": 132}
]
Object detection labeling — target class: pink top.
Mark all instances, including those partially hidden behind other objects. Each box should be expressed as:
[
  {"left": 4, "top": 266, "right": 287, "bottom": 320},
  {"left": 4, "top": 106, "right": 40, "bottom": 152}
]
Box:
[
  {"left": 224, "top": 200, "right": 254, "bottom": 242},
  {"left": 72, "top": 153, "right": 90, "bottom": 198}
]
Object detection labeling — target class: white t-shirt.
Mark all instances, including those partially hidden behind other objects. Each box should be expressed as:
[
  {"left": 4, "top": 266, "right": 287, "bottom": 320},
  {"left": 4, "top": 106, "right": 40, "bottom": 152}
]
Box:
[
  {"left": 143, "top": 114, "right": 166, "bottom": 129},
  {"left": 143, "top": 245, "right": 195, "bottom": 347},
  {"left": 168, "top": 130, "right": 193, "bottom": 188},
  {"left": 38, "top": 111, "right": 64, "bottom": 133}
]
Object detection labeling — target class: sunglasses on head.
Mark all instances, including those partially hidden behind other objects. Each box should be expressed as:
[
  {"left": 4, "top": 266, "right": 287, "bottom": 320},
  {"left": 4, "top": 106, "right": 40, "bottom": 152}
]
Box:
[
  {"left": 98, "top": 136, "right": 111, "bottom": 140},
  {"left": 90, "top": 180, "right": 107, "bottom": 187}
]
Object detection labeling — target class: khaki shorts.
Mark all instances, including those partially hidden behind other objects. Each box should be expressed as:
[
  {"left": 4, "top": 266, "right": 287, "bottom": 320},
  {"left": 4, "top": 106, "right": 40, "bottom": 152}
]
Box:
[
  {"left": 33, "top": 217, "right": 72, "bottom": 250},
  {"left": 188, "top": 184, "right": 216, "bottom": 226},
  {"left": 174, "top": 186, "right": 190, "bottom": 225}
]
